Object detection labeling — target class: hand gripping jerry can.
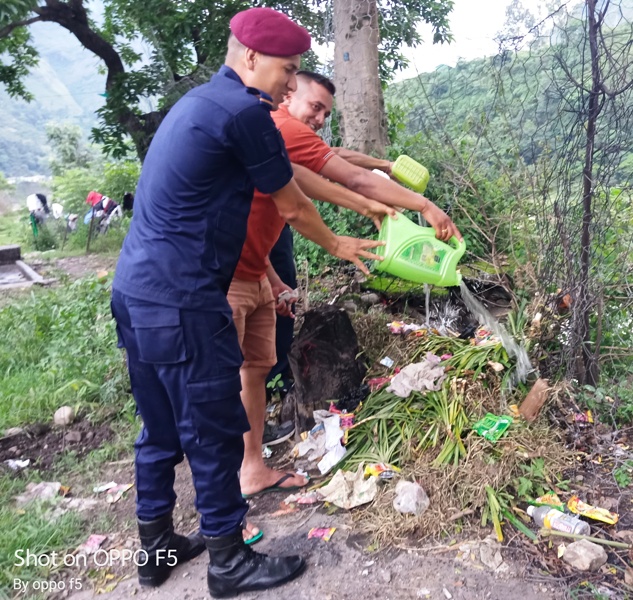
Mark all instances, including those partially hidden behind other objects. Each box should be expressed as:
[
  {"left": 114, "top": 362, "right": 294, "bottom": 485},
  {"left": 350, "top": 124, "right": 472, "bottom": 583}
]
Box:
[{"left": 374, "top": 212, "right": 466, "bottom": 287}]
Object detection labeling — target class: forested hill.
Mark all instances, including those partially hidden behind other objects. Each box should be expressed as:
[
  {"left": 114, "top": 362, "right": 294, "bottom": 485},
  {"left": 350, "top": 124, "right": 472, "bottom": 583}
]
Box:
[
  {"left": 0, "top": 21, "right": 105, "bottom": 177},
  {"left": 387, "top": 4, "right": 633, "bottom": 186}
]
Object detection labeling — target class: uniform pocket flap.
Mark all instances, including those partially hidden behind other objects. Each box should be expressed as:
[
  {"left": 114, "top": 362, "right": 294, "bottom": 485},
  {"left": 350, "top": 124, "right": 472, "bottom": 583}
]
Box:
[
  {"left": 129, "top": 304, "right": 181, "bottom": 328},
  {"left": 187, "top": 373, "right": 242, "bottom": 403}
]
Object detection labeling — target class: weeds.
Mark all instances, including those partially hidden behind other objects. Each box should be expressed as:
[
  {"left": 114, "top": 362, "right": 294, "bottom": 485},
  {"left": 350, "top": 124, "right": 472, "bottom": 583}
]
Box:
[
  {"left": 0, "top": 275, "right": 128, "bottom": 430},
  {"left": 613, "top": 460, "right": 633, "bottom": 489},
  {"left": 0, "top": 473, "right": 85, "bottom": 593}
]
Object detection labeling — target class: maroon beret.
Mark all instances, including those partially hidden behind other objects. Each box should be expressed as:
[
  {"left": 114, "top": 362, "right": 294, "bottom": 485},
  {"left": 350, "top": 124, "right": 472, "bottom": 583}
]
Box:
[{"left": 230, "top": 8, "right": 311, "bottom": 57}]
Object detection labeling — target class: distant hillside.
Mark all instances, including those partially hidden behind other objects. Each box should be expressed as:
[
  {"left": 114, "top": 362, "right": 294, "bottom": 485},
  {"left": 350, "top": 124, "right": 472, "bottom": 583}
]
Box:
[
  {"left": 0, "top": 22, "right": 105, "bottom": 177},
  {"left": 387, "top": 8, "right": 633, "bottom": 187}
]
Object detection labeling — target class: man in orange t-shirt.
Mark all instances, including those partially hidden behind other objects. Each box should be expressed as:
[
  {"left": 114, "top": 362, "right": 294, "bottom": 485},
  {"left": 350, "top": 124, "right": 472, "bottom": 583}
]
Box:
[{"left": 229, "top": 71, "right": 461, "bottom": 501}]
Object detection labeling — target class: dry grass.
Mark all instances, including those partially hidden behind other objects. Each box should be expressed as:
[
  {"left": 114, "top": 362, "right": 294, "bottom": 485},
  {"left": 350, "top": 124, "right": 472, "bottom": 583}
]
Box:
[
  {"left": 352, "top": 418, "right": 572, "bottom": 545},
  {"left": 348, "top": 318, "right": 573, "bottom": 545}
]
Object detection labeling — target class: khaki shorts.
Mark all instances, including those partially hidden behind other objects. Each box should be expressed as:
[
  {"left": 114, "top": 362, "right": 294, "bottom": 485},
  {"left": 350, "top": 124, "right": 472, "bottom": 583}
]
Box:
[{"left": 227, "top": 278, "right": 277, "bottom": 370}]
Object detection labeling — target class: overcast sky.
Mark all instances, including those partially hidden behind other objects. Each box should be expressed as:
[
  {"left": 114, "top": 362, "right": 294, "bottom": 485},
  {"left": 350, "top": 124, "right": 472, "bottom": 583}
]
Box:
[
  {"left": 396, "top": 0, "right": 520, "bottom": 79},
  {"left": 396, "top": 0, "right": 552, "bottom": 80}
]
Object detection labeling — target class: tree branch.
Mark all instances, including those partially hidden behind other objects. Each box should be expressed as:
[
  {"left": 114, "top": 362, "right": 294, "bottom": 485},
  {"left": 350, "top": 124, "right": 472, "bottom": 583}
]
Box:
[{"left": 0, "top": 16, "right": 43, "bottom": 38}]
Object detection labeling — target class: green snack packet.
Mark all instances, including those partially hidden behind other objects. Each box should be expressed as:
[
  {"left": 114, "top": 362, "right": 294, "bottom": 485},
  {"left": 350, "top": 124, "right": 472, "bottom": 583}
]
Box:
[{"left": 472, "top": 413, "right": 513, "bottom": 443}]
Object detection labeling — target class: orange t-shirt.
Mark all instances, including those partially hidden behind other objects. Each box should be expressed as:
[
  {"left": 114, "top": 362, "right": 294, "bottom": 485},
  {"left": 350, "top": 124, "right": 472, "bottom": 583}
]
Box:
[{"left": 234, "top": 104, "right": 335, "bottom": 281}]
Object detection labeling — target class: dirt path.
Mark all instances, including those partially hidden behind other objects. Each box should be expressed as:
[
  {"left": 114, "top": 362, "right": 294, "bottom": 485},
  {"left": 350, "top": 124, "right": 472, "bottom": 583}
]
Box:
[
  {"left": 26, "top": 254, "right": 119, "bottom": 281},
  {"left": 57, "top": 461, "right": 559, "bottom": 600},
  {"left": 67, "top": 510, "right": 556, "bottom": 600}
]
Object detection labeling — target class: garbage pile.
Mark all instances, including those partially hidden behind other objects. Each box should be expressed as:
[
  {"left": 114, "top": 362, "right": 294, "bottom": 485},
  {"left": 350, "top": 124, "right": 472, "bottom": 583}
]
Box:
[{"left": 279, "top": 313, "right": 627, "bottom": 562}]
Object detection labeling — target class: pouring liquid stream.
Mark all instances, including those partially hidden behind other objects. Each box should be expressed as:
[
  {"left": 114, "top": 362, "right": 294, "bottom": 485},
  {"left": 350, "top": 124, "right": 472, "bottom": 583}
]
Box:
[{"left": 459, "top": 281, "right": 532, "bottom": 388}]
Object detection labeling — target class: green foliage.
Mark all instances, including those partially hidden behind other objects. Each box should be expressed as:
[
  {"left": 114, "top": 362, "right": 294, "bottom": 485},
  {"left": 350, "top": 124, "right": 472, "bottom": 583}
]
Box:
[
  {"left": 0, "top": 171, "right": 13, "bottom": 191},
  {"left": 0, "top": 473, "right": 85, "bottom": 593},
  {"left": 293, "top": 200, "right": 378, "bottom": 275},
  {"left": 577, "top": 381, "right": 633, "bottom": 427},
  {"left": 51, "top": 167, "right": 102, "bottom": 215},
  {"left": 51, "top": 159, "right": 139, "bottom": 217},
  {"left": 614, "top": 460, "right": 633, "bottom": 489},
  {"left": 46, "top": 122, "right": 95, "bottom": 176},
  {"left": 1, "top": 0, "right": 456, "bottom": 159},
  {"left": 0, "top": 276, "right": 129, "bottom": 429},
  {"left": 515, "top": 458, "right": 547, "bottom": 500}
]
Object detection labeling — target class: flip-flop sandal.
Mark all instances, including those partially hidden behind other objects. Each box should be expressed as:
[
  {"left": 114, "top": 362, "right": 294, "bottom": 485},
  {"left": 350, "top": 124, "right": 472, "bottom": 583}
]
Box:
[
  {"left": 244, "top": 529, "right": 263, "bottom": 546},
  {"left": 242, "top": 472, "right": 310, "bottom": 499}
]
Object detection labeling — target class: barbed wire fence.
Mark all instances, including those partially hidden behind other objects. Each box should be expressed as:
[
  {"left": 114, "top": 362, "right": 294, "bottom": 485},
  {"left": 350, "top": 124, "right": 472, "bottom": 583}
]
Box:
[{"left": 316, "top": 0, "right": 633, "bottom": 390}]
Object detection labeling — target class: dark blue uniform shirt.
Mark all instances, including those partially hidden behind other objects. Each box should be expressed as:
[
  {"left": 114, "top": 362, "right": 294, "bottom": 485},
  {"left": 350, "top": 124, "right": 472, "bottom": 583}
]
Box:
[{"left": 113, "top": 66, "right": 293, "bottom": 310}]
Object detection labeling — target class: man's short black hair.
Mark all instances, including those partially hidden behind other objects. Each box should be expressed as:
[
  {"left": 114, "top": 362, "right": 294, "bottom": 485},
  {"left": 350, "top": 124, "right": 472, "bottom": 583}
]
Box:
[{"left": 296, "top": 70, "right": 336, "bottom": 96}]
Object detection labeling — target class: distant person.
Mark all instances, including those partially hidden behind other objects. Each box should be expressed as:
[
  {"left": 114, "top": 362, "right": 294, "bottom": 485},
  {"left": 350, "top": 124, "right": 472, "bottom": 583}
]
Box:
[
  {"left": 84, "top": 196, "right": 121, "bottom": 228},
  {"left": 122, "top": 192, "right": 135, "bottom": 212},
  {"left": 26, "top": 193, "right": 50, "bottom": 224},
  {"left": 85, "top": 190, "right": 103, "bottom": 207}
]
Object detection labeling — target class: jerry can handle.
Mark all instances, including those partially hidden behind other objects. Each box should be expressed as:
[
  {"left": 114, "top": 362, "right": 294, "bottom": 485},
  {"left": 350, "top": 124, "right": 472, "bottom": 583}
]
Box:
[{"left": 449, "top": 236, "right": 467, "bottom": 255}]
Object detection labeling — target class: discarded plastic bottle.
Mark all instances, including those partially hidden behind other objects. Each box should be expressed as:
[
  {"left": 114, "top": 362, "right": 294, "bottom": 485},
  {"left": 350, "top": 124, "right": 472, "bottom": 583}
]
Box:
[{"left": 526, "top": 505, "right": 591, "bottom": 535}]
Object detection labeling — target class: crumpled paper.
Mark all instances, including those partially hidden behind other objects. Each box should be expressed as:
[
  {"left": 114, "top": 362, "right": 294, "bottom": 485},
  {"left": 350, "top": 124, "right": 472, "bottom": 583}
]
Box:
[
  {"left": 317, "top": 444, "right": 346, "bottom": 475},
  {"left": 316, "top": 465, "right": 378, "bottom": 509},
  {"left": 293, "top": 412, "right": 346, "bottom": 474},
  {"left": 387, "top": 353, "right": 445, "bottom": 397},
  {"left": 15, "top": 482, "right": 62, "bottom": 506}
]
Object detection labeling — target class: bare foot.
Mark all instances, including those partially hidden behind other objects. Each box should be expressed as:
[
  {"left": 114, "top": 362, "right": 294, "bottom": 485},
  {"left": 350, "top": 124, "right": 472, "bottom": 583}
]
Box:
[
  {"left": 240, "top": 467, "right": 309, "bottom": 497},
  {"left": 243, "top": 521, "right": 260, "bottom": 543}
]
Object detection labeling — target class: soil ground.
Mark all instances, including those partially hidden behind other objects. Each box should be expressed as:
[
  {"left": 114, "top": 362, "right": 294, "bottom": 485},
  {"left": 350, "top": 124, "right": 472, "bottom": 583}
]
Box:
[
  {"left": 62, "top": 458, "right": 559, "bottom": 600},
  {"left": 4, "top": 418, "right": 563, "bottom": 600}
]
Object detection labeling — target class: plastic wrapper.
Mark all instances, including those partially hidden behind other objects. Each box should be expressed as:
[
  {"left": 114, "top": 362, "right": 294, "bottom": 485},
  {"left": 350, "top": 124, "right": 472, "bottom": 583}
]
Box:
[
  {"left": 392, "top": 480, "right": 429, "bottom": 516},
  {"left": 568, "top": 495, "right": 618, "bottom": 525}
]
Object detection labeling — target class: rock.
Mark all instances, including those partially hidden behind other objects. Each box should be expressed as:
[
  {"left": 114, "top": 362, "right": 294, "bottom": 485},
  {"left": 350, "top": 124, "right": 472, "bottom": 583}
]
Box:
[
  {"left": 64, "top": 431, "right": 82, "bottom": 443},
  {"left": 54, "top": 406, "right": 75, "bottom": 426},
  {"left": 563, "top": 539, "right": 608, "bottom": 572},
  {"left": 360, "top": 293, "right": 380, "bottom": 306},
  {"left": 7, "top": 446, "right": 19, "bottom": 456},
  {"left": 85, "top": 430, "right": 95, "bottom": 442},
  {"left": 343, "top": 300, "right": 358, "bottom": 313},
  {"left": 4, "top": 427, "right": 24, "bottom": 437},
  {"left": 479, "top": 542, "right": 504, "bottom": 571}
]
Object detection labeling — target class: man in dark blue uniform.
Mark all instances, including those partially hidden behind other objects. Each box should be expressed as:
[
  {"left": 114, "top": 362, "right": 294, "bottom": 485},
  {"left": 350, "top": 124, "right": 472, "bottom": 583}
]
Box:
[{"left": 111, "top": 7, "right": 383, "bottom": 598}]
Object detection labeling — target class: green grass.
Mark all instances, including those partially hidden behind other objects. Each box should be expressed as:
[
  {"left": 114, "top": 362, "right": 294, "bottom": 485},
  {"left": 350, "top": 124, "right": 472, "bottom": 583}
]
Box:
[
  {"left": 0, "top": 273, "right": 136, "bottom": 597},
  {"left": 0, "top": 212, "right": 21, "bottom": 246},
  {"left": 0, "top": 275, "right": 129, "bottom": 430},
  {"left": 0, "top": 473, "right": 86, "bottom": 597}
]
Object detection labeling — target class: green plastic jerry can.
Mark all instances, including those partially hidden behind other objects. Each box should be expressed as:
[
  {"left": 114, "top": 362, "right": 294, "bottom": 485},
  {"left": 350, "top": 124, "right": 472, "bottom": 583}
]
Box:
[{"left": 374, "top": 213, "right": 466, "bottom": 287}]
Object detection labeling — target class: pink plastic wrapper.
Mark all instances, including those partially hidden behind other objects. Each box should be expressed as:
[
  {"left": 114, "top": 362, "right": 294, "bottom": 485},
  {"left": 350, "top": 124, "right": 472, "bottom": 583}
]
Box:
[{"left": 308, "top": 527, "right": 336, "bottom": 541}]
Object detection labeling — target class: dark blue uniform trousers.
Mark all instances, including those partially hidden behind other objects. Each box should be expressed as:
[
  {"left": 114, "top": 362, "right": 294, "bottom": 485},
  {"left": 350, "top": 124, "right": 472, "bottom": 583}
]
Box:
[
  {"left": 267, "top": 224, "right": 297, "bottom": 385},
  {"left": 111, "top": 289, "right": 250, "bottom": 537}
]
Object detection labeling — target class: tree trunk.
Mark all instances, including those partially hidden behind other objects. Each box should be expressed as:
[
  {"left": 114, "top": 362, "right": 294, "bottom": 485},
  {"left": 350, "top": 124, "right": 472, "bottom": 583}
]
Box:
[
  {"left": 578, "top": 0, "right": 602, "bottom": 386},
  {"left": 333, "top": 0, "right": 387, "bottom": 156},
  {"left": 287, "top": 307, "right": 367, "bottom": 432}
]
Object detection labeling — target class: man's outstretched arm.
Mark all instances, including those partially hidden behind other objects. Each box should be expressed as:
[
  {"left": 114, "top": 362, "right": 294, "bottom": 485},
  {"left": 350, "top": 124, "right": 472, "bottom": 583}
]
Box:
[
  {"left": 331, "top": 147, "right": 392, "bottom": 174},
  {"left": 292, "top": 163, "right": 395, "bottom": 230}
]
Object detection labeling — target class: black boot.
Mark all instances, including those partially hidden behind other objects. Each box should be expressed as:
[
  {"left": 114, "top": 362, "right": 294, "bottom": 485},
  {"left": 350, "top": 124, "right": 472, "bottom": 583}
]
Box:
[
  {"left": 205, "top": 530, "right": 306, "bottom": 598},
  {"left": 137, "top": 513, "right": 205, "bottom": 587}
]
